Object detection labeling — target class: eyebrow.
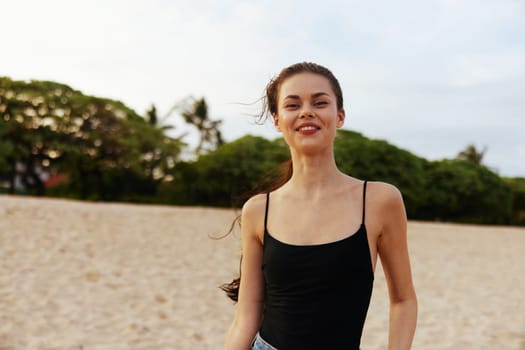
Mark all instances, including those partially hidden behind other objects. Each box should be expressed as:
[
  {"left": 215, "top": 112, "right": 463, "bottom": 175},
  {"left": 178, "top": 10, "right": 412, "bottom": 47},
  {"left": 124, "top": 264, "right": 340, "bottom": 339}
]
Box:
[{"left": 283, "top": 92, "right": 331, "bottom": 100}]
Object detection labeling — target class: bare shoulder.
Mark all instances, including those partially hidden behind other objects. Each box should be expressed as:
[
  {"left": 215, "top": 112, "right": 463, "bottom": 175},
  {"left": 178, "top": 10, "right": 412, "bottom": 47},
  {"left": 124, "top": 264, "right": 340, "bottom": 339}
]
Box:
[
  {"left": 241, "top": 193, "right": 267, "bottom": 242},
  {"left": 366, "top": 181, "right": 404, "bottom": 207},
  {"left": 366, "top": 181, "right": 407, "bottom": 234},
  {"left": 242, "top": 193, "right": 267, "bottom": 219}
]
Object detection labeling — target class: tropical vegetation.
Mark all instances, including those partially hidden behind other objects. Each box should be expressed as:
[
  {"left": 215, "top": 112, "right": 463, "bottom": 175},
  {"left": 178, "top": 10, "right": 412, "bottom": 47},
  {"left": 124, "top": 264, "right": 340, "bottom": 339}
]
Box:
[{"left": 1, "top": 77, "right": 524, "bottom": 226}]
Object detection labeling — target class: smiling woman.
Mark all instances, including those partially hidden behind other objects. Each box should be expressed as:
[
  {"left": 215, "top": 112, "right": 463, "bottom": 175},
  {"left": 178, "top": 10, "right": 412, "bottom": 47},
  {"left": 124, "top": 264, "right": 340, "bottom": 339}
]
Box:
[
  {"left": 222, "top": 62, "right": 417, "bottom": 350},
  {"left": 273, "top": 72, "right": 345, "bottom": 156}
]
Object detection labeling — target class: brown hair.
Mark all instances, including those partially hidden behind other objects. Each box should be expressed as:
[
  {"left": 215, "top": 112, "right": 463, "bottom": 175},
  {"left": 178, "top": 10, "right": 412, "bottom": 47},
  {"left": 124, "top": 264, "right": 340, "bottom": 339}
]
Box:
[{"left": 220, "top": 62, "right": 344, "bottom": 301}]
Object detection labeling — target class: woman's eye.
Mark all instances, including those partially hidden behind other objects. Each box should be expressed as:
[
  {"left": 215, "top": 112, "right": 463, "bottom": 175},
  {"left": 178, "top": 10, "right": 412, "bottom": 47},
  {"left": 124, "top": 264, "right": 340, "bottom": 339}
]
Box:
[
  {"left": 314, "top": 101, "right": 328, "bottom": 106},
  {"left": 285, "top": 103, "right": 299, "bottom": 109}
]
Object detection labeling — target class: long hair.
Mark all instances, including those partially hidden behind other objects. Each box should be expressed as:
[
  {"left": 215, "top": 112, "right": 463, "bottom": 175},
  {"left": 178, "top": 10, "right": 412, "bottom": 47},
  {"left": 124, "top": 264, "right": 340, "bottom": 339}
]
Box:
[
  {"left": 219, "top": 160, "right": 293, "bottom": 301},
  {"left": 220, "top": 62, "right": 344, "bottom": 302}
]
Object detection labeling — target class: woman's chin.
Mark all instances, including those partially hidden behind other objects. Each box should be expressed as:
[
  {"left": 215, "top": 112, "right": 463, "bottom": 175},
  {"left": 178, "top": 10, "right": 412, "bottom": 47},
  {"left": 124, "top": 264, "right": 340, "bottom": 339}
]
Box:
[{"left": 292, "top": 141, "right": 332, "bottom": 156}]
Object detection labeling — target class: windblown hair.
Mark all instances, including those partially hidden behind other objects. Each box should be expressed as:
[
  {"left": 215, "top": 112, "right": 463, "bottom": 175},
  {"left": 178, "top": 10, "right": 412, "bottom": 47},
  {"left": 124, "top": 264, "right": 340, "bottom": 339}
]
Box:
[{"left": 220, "top": 62, "right": 344, "bottom": 302}]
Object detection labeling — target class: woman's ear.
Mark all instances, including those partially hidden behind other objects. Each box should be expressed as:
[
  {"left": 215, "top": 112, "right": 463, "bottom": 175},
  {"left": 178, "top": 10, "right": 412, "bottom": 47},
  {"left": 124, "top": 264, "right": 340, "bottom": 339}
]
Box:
[
  {"left": 336, "top": 109, "right": 345, "bottom": 128},
  {"left": 273, "top": 114, "right": 281, "bottom": 132}
]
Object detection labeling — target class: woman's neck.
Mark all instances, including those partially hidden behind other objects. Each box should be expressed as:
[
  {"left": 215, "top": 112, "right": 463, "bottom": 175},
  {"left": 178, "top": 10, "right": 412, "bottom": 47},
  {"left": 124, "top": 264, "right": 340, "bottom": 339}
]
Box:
[{"left": 286, "top": 149, "right": 347, "bottom": 199}]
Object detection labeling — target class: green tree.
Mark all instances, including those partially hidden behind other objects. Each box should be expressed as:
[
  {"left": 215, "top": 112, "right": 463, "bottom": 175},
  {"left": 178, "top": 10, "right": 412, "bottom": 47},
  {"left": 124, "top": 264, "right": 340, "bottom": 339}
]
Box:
[
  {"left": 179, "top": 97, "right": 223, "bottom": 155},
  {"left": 422, "top": 159, "right": 512, "bottom": 224},
  {"left": 457, "top": 144, "right": 487, "bottom": 165},
  {"left": 145, "top": 104, "right": 175, "bottom": 132},
  {"left": 163, "top": 135, "right": 289, "bottom": 206},
  {"left": 146, "top": 104, "right": 158, "bottom": 126},
  {"left": 0, "top": 77, "right": 183, "bottom": 200},
  {"left": 504, "top": 177, "right": 525, "bottom": 225},
  {"left": 0, "top": 78, "right": 75, "bottom": 194}
]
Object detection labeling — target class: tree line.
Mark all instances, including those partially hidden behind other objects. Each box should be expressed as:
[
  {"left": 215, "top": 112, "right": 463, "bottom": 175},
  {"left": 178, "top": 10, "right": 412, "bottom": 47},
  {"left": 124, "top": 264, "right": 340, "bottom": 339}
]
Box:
[{"left": 1, "top": 77, "right": 524, "bottom": 226}]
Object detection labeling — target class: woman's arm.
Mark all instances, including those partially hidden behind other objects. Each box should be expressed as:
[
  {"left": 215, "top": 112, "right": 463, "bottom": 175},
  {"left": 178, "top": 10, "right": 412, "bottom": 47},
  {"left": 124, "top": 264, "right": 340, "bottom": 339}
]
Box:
[
  {"left": 224, "top": 195, "right": 265, "bottom": 350},
  {"left": 377, "top": 184, "right": 418, "bottom": 350}
]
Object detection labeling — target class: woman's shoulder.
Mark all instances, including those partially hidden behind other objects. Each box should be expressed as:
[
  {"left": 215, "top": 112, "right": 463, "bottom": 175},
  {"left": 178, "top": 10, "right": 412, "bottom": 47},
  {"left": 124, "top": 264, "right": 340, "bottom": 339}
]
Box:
[
  {"left": 366, "top": 181, "right": 405, "bottom": 210},
  {"left": 343, "top": 176, "right": 402, "bottom": 201},
  {"left": 366, "top": 180, "right": 402, "bottom": 197},
  {"left": 365, "top": 181, "right": 406, "bottom": 232},
  {"left": 240, "top": 193, "right": 268, "bottom": 236},
  {"left": 242, "top": 193, "right": 267, "bottom": 214}
]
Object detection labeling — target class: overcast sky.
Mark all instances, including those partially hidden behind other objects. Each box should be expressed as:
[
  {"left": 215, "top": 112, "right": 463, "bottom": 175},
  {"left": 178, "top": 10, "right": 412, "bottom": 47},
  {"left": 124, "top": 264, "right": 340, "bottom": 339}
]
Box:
[{"left": 2, "top": 0, "right": 524, "bottom": 176}]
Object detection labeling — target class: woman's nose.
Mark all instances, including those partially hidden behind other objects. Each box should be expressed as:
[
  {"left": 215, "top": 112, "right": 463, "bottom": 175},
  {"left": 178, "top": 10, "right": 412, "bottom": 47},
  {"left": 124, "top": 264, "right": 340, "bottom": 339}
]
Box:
[{"left": 299, "top": 107, "right": 314, "bottom": 118}]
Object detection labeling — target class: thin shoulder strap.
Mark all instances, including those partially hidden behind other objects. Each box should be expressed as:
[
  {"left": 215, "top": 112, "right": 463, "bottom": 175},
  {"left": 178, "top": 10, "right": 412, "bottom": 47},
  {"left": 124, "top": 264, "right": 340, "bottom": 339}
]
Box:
[
  {"left": 361, "top": 181, "right": 368, "bottom": 225},
  {"left": 264, "top": 192, "right": 270, "bottom": 232}
]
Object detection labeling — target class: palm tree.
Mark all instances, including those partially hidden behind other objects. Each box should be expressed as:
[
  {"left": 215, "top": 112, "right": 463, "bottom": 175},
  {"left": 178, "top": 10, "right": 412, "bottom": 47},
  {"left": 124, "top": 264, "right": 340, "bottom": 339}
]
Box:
[
  {"left": 145, "top": 104, "right": 174, "bottom": 132},
  {"left": 457, "top": 144, "right": 487, "bottom": 165},
  {"left": 179, "top": 97, "right": 223, "bottom": 155}
]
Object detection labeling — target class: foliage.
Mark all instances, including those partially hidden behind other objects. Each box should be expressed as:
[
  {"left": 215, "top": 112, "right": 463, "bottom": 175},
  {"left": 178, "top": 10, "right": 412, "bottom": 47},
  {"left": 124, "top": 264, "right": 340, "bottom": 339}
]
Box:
[
  {"left": 457, "top": 144, "right": 487, "bottom": 165},
  {"left": 0, "top": 77, "right": 183, "bottom": 200},
  {"left": 163, "top": 135, "right": 289, "bottom": 206},
  {"left": 179, "top": 97, "right": 223, "bottom": 155},
  {"left": 1, "top": 76, "right": 523, "bottom": 226},
  {"left": 421, "top": 159, "right": 513, "bottom": 224},
  {"left": 504, "top": 177, "right": 525, "bottom": 225}
]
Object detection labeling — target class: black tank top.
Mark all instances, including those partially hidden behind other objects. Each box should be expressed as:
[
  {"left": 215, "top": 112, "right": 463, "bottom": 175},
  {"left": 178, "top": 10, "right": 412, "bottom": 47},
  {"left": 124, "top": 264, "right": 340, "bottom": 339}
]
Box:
[{"left": 259, "top": 181, "right": 374, "bottom": 349}]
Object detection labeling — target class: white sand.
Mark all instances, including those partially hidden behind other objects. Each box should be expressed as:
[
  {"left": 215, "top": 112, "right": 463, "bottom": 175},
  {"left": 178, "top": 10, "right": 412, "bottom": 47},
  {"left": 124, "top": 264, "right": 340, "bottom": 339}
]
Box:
[{"left": 0, "top": 195, "right": 524, "bottom": 349}]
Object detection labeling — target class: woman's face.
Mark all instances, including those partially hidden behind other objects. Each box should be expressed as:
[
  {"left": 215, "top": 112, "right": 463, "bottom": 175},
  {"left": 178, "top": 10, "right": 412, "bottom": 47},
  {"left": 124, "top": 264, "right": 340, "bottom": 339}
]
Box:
[{"left": 274, "top": 72, "right": 345, "bottom": 154}]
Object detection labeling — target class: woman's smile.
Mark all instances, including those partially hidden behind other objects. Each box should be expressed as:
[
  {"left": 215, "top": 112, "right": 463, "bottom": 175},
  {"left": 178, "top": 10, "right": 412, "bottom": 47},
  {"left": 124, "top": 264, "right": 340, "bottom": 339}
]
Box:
[{"left": 296, "top": 123, "right": 321, "bottom": 135}]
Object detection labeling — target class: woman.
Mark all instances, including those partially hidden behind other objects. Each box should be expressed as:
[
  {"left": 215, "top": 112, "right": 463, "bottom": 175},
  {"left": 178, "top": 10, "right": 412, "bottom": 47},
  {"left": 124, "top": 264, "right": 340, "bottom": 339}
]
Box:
[{"left": 223, "top": 62, "right": 417, "bottom": 349}]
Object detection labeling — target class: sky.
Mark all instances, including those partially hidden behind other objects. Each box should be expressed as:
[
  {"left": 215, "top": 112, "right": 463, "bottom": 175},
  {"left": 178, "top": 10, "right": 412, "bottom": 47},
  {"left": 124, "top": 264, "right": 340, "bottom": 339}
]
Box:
[{"left": 2, "top": 0, "right": 524, "bottom": 176}]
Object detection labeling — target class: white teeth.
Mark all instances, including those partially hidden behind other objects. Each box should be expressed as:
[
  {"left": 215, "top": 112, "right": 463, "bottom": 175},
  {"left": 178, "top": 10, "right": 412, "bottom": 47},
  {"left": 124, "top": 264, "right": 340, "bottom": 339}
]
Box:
[{"left": 298, "top": 126, "right": 318, "bottom": 131}]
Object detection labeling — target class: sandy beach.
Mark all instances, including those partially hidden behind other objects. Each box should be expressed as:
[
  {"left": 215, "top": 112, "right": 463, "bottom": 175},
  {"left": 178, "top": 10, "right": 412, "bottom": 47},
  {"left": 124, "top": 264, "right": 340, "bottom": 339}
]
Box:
[{"left": 0, "top": 195, "right": 524, "bottom": 349}]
